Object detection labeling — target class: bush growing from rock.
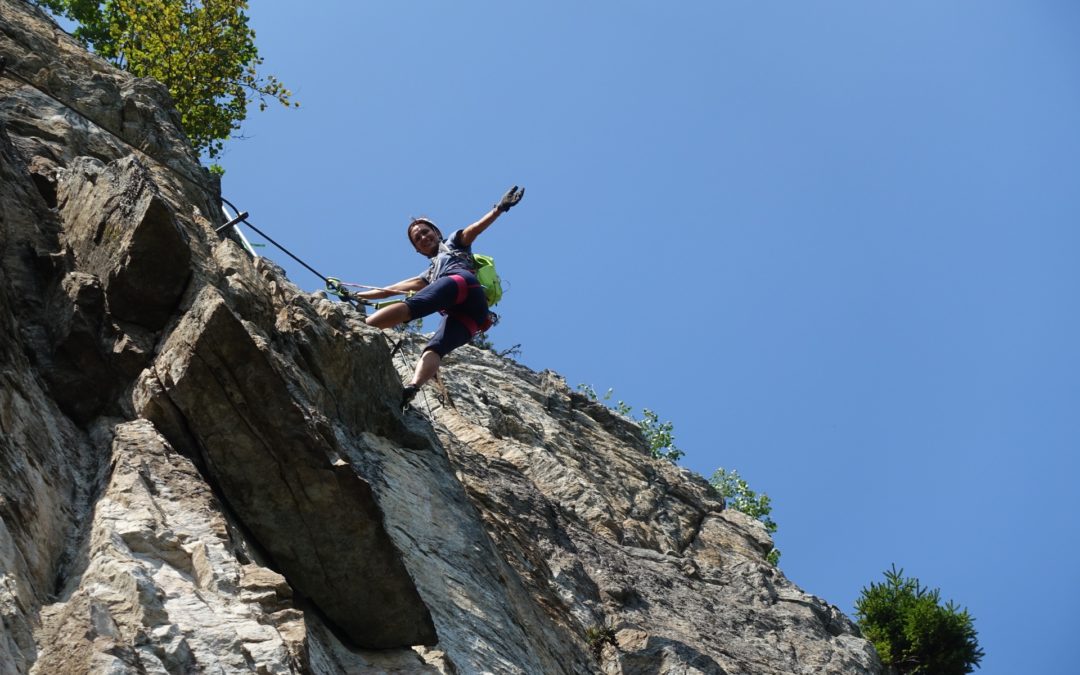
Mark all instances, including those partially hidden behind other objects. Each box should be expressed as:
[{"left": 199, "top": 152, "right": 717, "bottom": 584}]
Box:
[
  {"left": 709, "top": 468, "right": 780, "bottom": 565},
  {"left": 855, "top": 565, "right": 983, "bottom": 674}
]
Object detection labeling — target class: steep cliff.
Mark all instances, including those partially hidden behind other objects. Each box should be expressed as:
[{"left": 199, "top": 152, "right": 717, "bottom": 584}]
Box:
[{"left": 0, "top": 2, "right": 883, "bottom": 673}]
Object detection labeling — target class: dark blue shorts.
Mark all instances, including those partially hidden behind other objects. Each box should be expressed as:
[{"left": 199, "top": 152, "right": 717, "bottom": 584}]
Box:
[{"left": 404, "top": 272, "right": 491, "bottom": 357}]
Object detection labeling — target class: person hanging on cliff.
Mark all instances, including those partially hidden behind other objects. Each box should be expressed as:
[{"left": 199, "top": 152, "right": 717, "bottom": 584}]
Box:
[{"left": 354, "top": 186, "right": 525, "bottom": 407}]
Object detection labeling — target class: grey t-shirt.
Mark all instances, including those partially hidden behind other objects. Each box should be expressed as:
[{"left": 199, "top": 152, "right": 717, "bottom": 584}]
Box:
[{"left": 419, "top": 229, "right": 476, "bottom": 284}]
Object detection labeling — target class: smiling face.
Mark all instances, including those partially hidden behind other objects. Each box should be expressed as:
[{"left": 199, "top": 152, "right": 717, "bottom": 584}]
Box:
[{"left": 408, "top": 220, "right": 441, "bottom": 257}]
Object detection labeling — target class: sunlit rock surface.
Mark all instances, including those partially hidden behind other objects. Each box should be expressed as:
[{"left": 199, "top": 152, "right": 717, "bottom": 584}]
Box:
[{"left": 0, "top": 2, "right": 883, "bottom": 672}]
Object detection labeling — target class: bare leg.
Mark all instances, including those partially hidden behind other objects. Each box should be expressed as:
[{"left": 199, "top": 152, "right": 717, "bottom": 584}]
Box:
[
  {"left": 409, "top": 350, "right": 442, "bottom": 388},
  {"left": 366, "top": 302, "right": 411, "bottom": 329}
]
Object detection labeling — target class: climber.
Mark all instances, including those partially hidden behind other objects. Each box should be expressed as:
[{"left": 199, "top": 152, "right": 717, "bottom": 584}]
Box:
[{"left": 355, "top": 186, "right": 524, "bottom": 407}]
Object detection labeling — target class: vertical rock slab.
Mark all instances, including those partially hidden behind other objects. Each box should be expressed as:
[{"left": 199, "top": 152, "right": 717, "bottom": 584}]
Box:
[
  {"left": 0, "top": 116, "right": 99, "bottom": 675},
  {"left": 0, "top": 371, "right": 92, "bottom": 675},
  {"left": 34, "top": 420, "right": 308, "bottom": 674},
  {"left": 138, "top": 286, "right": 436, "bottom": 648}
]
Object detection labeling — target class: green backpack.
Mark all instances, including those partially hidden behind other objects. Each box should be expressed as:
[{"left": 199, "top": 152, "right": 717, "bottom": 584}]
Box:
[{"left": 473, "top": 253, "right": 502, "bottom": 306}]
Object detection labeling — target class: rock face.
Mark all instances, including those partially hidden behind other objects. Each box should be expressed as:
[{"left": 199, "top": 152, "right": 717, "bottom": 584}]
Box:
[{"left": 0, "top": 2, "right": 884, "bottom": 673}]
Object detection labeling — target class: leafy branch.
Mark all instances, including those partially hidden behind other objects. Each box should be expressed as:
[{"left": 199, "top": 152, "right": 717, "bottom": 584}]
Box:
[
  {"left": 576, "top": 384, "right": 684, "bottom": 462},
  {"left": 710, "top": 467, "right": 780, "bottom": 565},
  {"left": 36, "top": 0, "right": 297, "bottom": 160}
]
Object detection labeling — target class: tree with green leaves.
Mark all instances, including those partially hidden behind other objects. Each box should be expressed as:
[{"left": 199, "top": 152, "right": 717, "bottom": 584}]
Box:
[
  {"left": 36, "top": 0, "right": 296, "bottom": 160},
  {"left": 709, "top": 468, "right": 780, "bottom": 565},
  {"left": 855, "top": 565, "right": 984, "bottom": 674},
  {"left": 575, "top": 385, "right": 685, "bottom": 463},
  {"left": 638, "top": 408, "right": 684, "bottom": 462}
]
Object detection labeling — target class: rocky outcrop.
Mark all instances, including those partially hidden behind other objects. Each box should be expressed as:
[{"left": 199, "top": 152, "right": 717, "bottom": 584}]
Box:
[{"left": 0, "top": 2, "right": 883, "bottom": 673}]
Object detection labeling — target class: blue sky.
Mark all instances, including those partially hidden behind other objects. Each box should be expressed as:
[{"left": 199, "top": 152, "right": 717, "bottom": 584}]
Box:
[{"left": 204, "top": 2, "right": 1080, "bottom": 672}]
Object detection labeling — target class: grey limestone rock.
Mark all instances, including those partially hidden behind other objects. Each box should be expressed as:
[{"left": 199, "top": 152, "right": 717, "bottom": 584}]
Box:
[{"left": 0, "top": 2, "right": 883, "bottom": 673}]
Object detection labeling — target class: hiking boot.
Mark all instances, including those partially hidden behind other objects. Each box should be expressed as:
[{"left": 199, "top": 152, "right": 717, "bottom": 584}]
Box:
[{"left": 401, "top": 384, "right": 419, "bottom": 409}]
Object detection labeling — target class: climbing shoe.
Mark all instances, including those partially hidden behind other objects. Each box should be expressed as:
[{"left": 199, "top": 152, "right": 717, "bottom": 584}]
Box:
[{"left": 401, "top": 384, "right": 419, "bottom": 409}]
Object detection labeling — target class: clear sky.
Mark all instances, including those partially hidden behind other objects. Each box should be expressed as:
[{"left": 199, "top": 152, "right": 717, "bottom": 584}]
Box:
[{"left": 208, "top": 2, "right": 1080, "bottom": 673}]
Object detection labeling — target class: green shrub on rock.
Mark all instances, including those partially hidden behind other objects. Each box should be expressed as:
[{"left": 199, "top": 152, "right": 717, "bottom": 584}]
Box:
[
  {"left": 855, "top": 565, "right": 983, "bottom": 674},
  {"left": 709, "top": 468, "right": 780, "bottom": 565}
]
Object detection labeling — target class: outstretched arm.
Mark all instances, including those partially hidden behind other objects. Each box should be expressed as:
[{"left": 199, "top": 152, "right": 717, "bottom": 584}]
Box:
[
  {"left": 459, "top": 208, "right": 501, "bottom": 248},
  {"left": 354, "top": 276, "right": 427, "bottom": 300},
  {"left": 460, "top": 186, "right": 524, "bottom": 247}
]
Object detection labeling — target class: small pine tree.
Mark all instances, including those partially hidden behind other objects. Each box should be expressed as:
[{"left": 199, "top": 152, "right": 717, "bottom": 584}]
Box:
[{"left": 855, "top": 565, "right": 984, "bottom": 674}]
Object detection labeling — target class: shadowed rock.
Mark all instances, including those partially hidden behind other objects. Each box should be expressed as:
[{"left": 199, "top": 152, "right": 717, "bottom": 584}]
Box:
[
  {"left": 57, "top": 155, "right": 191, "bottom": 330},
  {"left": 138, "top": 286, "right": 436, "bottom": 648}
]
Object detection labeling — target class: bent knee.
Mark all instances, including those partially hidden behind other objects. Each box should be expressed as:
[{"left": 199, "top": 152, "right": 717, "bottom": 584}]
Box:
[{"left": 367, "top": 303, "right": 411, "bottom": 328}]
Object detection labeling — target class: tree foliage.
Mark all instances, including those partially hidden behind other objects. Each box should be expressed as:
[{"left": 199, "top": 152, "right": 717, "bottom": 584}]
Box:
[
  {"left": 639, "top": 408, "right": 683, "bottom": 462},
  {"left": 37, "top": 0, "right": 296, "bottom": 159},
  {"left": 709, "top": 468, "right": 780, "bottom": 564},
  {"left": 855, "top": 565, "right": 984, "bottom": 674}
]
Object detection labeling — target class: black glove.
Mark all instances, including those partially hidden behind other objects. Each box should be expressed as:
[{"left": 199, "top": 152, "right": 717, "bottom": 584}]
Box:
[{"left": 495, "top": 185, "right": 524, "bottom": 213}]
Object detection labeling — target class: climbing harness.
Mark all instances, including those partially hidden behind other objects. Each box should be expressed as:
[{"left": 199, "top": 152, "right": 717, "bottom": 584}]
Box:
[{"left": 438, "top": 273, "right": 495, "bottom": 339}]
